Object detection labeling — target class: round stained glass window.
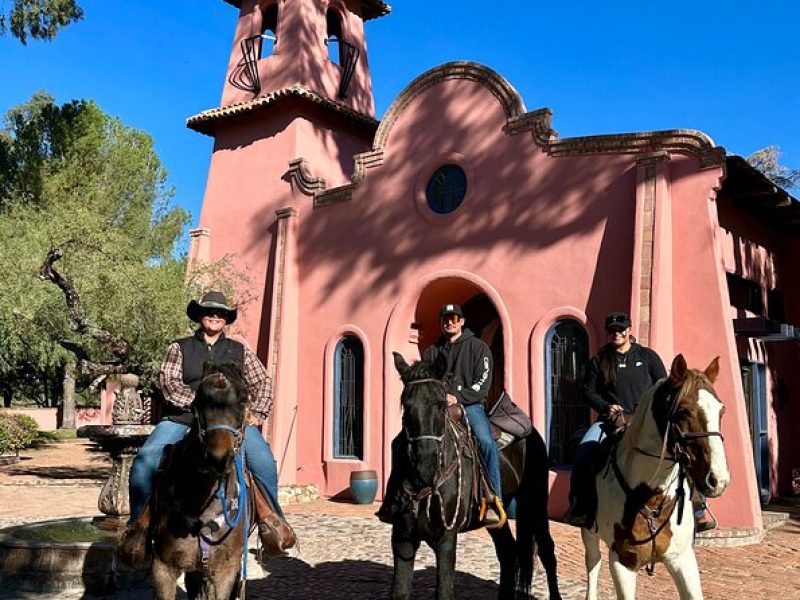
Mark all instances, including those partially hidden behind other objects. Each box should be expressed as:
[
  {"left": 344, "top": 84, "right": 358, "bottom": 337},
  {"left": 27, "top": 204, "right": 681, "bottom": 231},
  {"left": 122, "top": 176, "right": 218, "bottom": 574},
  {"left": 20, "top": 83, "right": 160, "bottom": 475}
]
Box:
[{"left": 426, "top": 164, "right": 467, "bottom": 214}]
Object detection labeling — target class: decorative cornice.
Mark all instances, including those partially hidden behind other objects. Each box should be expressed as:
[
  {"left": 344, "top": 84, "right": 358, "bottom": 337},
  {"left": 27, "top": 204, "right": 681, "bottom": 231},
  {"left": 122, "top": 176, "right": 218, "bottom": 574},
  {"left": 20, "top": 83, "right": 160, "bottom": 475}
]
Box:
[
  {"left": 286, "top": 159, "right": 326, "bottom": 196},
  {"left": 284, "top": 149, "right": 385, "bottom": 208},
  {"left": 504, "top": 108, "right": 557, "bottom": 145},
  {"left": 547, "top": 129, "right": 725, "bottom": 169},
  {"left": 186, "top": 85, "right": 379, "bottom": 136},
  {"left": 373, "top": 61, "right": 527, "bottom": 151}
]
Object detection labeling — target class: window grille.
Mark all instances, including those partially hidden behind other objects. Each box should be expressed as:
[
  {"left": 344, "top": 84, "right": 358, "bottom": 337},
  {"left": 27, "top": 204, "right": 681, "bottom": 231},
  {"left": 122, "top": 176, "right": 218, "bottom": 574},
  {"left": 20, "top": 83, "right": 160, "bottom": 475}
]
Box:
[
  {"left": 334, "top": 336, "right": 364, "bottom": 459},
  {"left": 426, "top": 164, "right": 467, "bottom": 214},
  {"left": 545, "top": 319, "right": 590, "bottom": 467}
]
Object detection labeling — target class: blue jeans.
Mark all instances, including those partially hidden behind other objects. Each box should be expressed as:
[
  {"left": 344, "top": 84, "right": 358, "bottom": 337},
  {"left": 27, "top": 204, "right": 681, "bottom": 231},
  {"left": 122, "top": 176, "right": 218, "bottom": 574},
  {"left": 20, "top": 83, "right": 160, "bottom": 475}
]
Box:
[
  {"left": 463, "top": 403, "right": 502, "bottom": 499},
  {"left": 128, "top": 419, "right": 281, "bottom": 521}
]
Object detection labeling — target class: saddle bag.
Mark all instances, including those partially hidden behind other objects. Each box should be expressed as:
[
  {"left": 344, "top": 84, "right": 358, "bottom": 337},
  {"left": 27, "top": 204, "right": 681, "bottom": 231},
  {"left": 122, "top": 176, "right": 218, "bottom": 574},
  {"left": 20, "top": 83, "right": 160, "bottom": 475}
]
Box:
[{"left": 487, "top": 391, "right": 533, "bottom": 439}]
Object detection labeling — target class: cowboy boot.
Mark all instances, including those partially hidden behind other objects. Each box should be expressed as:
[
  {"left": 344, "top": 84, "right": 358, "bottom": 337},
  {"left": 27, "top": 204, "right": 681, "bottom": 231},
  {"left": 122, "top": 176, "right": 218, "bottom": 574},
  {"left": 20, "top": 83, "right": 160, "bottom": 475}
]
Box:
[
  {"left": 116, "top": 503, "right": 153, "bottom": 569},
  {"left": 252, "top": 481, "right": 296, "bottom": 557}
]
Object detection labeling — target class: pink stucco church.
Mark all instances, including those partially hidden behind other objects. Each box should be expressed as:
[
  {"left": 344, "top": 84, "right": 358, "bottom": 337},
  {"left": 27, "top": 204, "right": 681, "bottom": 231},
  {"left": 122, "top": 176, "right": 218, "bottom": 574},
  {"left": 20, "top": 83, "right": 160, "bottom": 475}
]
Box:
[{"left": 186, "top": 0, "right": 800, "bottom": 541}]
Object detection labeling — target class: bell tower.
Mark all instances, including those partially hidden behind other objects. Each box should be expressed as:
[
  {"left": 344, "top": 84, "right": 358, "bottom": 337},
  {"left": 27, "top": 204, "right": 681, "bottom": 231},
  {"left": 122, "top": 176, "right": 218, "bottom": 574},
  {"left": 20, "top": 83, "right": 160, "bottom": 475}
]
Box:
[
  {"left": 218, "top": 0, "right": 389, "bottom": 116},
  {"left": 185, "top": 0, "right": 389, "bottom": 487}
]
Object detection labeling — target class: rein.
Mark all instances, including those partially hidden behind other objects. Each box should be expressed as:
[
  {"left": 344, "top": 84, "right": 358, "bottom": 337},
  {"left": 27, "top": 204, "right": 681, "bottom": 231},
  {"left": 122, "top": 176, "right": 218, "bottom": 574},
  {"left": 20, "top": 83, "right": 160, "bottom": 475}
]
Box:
[
  {"left": 401, "top": 377, "right": 470, "bottom": 532},
  {"left": 609, "top": 381, "right": 725, "bottom": 576}
]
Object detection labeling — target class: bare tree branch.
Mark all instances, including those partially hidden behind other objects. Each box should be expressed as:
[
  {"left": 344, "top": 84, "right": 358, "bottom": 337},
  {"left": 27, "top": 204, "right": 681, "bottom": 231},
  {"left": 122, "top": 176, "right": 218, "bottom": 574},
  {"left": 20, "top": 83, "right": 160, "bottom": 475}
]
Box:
[{"left": 38, "top": 246, "right": 132, "bottom": 359}]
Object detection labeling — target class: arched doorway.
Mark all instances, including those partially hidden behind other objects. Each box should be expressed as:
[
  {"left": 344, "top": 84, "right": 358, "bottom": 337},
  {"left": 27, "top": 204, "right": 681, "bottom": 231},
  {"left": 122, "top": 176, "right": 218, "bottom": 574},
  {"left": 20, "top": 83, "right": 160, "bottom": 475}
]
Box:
[{"left": 413, "top": 277, "right": 505, "bottom": 407}]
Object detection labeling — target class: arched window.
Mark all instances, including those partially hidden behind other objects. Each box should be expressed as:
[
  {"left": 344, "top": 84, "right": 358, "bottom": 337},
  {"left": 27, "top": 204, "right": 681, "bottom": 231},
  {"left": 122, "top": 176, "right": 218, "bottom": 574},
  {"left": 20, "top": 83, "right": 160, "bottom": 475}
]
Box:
[
  {"left": 545, "top": 319, "right": 590, "bottom": 467},
  {"left": 333, "top": 336, "right": 364, "bottom": 459},
  {"left": 326, "top": 9, "right": 343, "bottom": 64},
  {"left": 259, "top": 3, "right": 279, "bottom": 59}
]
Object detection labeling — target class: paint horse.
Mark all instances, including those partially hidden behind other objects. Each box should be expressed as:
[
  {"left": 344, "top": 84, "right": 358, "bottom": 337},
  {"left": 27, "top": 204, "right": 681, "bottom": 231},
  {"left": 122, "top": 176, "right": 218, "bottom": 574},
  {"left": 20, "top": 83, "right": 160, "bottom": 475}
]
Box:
[
  {"left": 581, "top": 355, "right": 730, "bottom": 600},
  {"left": 391, "top": 352, "right": 561, "bottom": 600},
  {"left": 150, "top": 362, "right": 252, "bottom": 600}
]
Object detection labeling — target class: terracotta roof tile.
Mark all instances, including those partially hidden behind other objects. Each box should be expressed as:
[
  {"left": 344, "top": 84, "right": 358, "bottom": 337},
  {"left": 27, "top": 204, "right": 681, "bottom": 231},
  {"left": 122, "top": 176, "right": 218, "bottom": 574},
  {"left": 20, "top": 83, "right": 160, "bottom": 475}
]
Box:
[{"left": 186, "top": 85, "right": 379, "bottom": 135}]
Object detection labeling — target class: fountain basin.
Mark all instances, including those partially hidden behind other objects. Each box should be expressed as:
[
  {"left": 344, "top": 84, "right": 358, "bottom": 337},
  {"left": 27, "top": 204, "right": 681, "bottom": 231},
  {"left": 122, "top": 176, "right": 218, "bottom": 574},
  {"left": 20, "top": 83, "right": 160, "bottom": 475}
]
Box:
[{"left": 0, "top": 517, "right": 147, "bottom": 593}]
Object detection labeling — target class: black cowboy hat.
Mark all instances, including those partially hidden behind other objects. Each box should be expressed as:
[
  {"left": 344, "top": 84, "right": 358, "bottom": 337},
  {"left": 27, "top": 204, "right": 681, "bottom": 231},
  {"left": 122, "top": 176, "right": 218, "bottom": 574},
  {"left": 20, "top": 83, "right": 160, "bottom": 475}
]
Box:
[{"left": 187, "top": 291, "right": 238, "bottom": 324}]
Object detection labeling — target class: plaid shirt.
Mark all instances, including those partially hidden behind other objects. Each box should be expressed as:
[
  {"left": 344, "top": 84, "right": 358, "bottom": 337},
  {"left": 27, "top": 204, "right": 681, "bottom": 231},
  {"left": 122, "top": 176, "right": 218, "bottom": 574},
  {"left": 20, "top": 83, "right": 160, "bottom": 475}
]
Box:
[{"left": 159, "top": 341, "right": 274, "bottom": 423}]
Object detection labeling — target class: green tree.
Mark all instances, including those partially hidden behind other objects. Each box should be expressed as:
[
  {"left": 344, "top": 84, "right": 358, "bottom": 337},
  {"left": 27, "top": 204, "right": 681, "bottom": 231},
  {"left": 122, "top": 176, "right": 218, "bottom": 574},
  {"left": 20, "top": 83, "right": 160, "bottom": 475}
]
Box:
[
  {"left": 747, "top": 146, "right": 800, "bottom": 190},
  {"left": 0, "top": 93, "right": 191, "bottom": 418},
  {"left": 1, "top": 94, "right": 254, "bottom": 419},
  {"left": 0, "top": 0, "right": 83, "bottom": 44}
]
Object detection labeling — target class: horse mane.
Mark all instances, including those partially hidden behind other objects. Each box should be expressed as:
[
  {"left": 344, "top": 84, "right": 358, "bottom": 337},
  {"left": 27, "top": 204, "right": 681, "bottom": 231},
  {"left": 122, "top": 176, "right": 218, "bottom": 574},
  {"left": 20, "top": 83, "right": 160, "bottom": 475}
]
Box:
[
  {"left": 197, "top": 361, "right": 248, "bottom": 404},
  {"left": 619, "top": 367, "right": 713, "bottom": 467}
]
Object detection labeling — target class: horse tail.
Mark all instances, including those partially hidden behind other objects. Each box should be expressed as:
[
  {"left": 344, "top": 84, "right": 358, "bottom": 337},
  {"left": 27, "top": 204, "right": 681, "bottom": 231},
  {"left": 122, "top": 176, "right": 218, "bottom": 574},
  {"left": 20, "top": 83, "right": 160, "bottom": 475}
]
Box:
[{"left": 515, "top": 428, "right": 560, "bottom": 599}]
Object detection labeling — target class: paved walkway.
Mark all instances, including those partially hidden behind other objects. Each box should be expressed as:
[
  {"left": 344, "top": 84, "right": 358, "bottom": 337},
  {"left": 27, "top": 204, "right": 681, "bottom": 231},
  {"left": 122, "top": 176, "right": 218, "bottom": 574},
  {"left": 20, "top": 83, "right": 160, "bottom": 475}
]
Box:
[{"left": 1, "top": 440, "right": 799, "bottom": 599}]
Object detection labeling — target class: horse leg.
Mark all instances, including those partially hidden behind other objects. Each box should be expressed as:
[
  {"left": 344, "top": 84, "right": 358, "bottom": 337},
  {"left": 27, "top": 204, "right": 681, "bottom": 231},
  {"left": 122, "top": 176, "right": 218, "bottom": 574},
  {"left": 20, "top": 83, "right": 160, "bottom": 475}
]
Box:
[
  {"left": 211, "top": 565, "right": 242, "bottom": 600},
  {"left": 433, "top": 530, "right": 458, "bottom": 600},
  {"left": 488, "top": 524, "right": 517, "bottom": 599},
  {"left": 581, "top": 528, "right": 602, "bottom": 600},
  {"left": 184, "top": 572, "right": 203, "bottom": 600},
  {"left": 608, "top": 551, "right": 638, "bottom": 600},
  {"left": 390, "top": 523, "right": 420, "bottom": 600},
  {"left": 663, "top": 547, "right": 704, "bottom": 600},
  {"left": 152, "top": 558, "right": 181, "bottom": 600},
  {"left": 533, "top": 516, "right": 561, "bottom": 600}
]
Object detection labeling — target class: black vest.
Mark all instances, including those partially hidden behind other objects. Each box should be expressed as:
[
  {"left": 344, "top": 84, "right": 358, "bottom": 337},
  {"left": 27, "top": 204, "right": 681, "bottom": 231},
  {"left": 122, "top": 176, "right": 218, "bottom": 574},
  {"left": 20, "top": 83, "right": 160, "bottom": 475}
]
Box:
[{"left": 176, "top": 330, "right": 245, "bottom": 393}]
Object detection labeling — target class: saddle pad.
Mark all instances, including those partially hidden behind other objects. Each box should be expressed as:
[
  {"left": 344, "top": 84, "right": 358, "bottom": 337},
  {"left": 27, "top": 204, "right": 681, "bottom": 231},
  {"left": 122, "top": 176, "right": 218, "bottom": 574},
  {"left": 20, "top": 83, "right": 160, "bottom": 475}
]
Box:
[{"left": 487, "top": 391, "right": 533, "bottom": 439}]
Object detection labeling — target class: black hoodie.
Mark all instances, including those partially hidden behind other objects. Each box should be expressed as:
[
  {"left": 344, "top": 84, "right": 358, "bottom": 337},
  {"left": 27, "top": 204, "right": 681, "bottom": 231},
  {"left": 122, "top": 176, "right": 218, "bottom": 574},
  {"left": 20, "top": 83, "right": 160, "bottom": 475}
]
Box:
[{"left": 422, "top": 328, "right": 492, "bottom": 406}]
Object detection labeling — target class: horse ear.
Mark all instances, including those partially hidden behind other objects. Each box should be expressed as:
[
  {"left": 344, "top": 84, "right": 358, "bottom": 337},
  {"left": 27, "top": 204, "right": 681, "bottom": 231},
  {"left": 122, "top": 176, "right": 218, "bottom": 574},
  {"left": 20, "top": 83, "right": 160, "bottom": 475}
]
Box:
[
  {"left": 704, "top": 356, "right": 720, "bottom": 383},
  {"left": 393, "top": 352, "right": 410, "bottom": 378},
  {"left": 669, "top": 354, "right": 688, "bottom": 387}
]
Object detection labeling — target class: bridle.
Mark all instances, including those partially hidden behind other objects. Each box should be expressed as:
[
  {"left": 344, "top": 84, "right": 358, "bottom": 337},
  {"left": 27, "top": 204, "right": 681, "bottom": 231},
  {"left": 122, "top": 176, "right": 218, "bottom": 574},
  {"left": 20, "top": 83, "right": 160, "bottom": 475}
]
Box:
[
  {"left": 611, "top": 379, "right": 725, "bottom": 575},
  {"left": 636, "top": 383, "right": 725, "bottom": 473},
  {"left": 400, "top": 376, "right": 470, "bottom": 531},
  {"left": 194, "top": 372, "right": 247, "bottom": 449},
  {"left": 403, "top": 377, "right": 448, "bottom": 444}
]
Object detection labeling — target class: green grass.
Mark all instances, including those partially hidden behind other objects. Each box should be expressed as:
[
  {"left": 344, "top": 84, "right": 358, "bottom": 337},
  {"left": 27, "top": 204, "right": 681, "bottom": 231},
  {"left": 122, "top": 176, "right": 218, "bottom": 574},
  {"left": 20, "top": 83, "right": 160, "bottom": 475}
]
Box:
[{"left": 35, "top": 428, "right": 78, "bottom": 442}]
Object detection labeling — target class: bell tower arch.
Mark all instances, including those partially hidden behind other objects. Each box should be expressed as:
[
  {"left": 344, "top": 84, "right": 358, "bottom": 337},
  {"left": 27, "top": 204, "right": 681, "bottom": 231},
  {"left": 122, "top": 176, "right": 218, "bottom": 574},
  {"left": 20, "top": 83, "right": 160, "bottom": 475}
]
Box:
[{"left": 219, "top": 0, "right": 389, "bottom": 115}]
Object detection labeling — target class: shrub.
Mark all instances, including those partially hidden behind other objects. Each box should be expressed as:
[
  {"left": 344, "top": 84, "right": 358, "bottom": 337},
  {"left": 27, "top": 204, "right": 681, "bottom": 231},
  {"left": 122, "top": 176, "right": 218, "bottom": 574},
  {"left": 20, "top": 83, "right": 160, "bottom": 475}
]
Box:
[{"left": 0, "top": 413, "right": 39, "bottom": 457}]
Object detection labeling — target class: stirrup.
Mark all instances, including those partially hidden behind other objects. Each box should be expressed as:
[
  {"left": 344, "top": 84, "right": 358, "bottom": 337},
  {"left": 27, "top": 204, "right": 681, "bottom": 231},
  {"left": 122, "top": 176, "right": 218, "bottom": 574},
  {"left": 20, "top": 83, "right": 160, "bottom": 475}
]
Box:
[{"left": 479, "top": 497, "right": 507, "bottom": 530}]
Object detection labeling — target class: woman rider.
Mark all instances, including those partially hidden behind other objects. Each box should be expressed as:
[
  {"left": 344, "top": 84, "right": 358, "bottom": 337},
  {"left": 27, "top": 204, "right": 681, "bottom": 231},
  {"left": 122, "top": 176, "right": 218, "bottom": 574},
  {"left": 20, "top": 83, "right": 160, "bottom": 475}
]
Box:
[{"left": 567, "top": 312, "right": 666, "bottom": 528}]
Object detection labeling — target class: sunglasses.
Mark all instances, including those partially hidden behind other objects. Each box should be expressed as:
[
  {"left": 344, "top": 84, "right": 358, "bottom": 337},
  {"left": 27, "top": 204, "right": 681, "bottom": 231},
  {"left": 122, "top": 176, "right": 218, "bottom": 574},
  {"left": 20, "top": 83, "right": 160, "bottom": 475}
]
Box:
[
  {"left": 440, "top": 315, "right": 461, "bottom": 324},
  {"left": 606, "top": 326, "right": 628, "bottom": 335},
  {"left": 202, "top": 310, "right": 228, "bottom": 319}
]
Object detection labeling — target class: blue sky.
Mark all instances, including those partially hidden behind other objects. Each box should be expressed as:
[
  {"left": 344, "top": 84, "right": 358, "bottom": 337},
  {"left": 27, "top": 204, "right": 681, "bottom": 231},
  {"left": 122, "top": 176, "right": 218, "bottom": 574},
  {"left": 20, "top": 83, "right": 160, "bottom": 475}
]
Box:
[{"left": 2, "top": 1, "right": 798, "bottom": 229}]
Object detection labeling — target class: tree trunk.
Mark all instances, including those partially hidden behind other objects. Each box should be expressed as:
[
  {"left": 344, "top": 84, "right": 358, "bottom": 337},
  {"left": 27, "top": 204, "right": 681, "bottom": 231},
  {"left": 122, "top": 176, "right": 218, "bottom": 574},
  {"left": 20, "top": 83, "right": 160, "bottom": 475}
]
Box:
[
  {"left": 2, "top": 387, "right": 11, "bottom": 408},
  {"left": 61, "top": 357, "right": 77, "bottom": 429}
]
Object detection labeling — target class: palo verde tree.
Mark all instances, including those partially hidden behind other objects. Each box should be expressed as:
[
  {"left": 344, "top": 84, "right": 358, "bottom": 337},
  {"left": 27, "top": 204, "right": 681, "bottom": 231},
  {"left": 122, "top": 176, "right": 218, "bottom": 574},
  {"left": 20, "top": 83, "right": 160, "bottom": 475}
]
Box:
[{"left": 0, "top": 93, "right": 252, "bottom": 426}]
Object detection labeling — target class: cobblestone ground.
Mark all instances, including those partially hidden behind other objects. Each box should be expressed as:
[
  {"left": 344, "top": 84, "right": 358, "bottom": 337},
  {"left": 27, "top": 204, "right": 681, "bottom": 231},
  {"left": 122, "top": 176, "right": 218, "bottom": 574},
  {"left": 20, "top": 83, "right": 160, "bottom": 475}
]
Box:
[{"left": 1, "top": 441, "right": 799, "bottom": 599}]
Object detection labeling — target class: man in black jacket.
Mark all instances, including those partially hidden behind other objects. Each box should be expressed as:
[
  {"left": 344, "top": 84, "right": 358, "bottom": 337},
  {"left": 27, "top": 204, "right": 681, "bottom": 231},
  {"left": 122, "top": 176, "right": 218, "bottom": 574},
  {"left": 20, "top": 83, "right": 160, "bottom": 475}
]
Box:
[{"left": 377, "top": 303, "right": 504, "bottom": 526}]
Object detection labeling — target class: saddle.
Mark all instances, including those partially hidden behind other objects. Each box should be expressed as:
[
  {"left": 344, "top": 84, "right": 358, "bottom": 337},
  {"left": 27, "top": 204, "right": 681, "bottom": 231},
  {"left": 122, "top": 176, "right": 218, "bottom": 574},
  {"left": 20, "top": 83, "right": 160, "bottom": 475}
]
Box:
[
  {"left": 488, "top": 391, "right": 532, "bottom": 450},
  {"left": 116, "top": 449, "right": 294, "bottom": 570}
]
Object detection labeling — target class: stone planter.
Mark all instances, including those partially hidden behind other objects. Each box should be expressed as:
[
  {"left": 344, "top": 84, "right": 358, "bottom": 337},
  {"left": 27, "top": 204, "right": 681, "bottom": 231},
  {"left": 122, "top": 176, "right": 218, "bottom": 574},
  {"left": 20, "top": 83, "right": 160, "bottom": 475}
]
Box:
[{"left": 349, "top": 469, "right": 379, "bottom": 504}]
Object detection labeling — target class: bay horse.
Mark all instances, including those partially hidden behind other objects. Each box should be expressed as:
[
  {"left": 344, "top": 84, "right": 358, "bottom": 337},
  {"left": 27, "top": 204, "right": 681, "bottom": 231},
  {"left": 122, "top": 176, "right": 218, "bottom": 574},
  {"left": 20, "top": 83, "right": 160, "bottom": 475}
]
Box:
[
  {"left": 150, "top": 362, "right": 251, "bottom": 600},
  {"left": 391, "top": 352, "right": 561, "bottom": 600},
  {"left": 581, "top": 354, "right": 730, "bottom": 600}
]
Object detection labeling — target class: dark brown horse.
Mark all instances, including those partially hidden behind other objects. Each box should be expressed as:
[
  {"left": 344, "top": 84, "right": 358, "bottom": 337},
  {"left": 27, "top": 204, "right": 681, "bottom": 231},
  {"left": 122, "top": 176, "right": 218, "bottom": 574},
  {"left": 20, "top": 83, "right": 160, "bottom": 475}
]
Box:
[
  {"left": 150, "top": 362, "right": 251, "bottom": 600},
  {"left": 391, "top": 352, "right": 561, "bottom": 600}
]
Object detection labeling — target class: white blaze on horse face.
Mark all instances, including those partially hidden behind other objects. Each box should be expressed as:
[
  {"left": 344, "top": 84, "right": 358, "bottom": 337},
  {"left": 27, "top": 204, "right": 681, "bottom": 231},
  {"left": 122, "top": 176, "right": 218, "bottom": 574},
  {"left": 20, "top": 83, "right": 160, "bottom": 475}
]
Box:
[{"left": 698, "top": 388, "right": 730, "bottom": 497}]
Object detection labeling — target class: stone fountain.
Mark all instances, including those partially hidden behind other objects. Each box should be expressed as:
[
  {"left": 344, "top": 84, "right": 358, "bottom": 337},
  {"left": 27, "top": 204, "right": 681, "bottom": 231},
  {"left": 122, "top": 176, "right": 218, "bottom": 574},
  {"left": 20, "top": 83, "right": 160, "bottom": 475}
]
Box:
[{"left": 0, "top": 374, "right": 154, "bottom": 594}]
